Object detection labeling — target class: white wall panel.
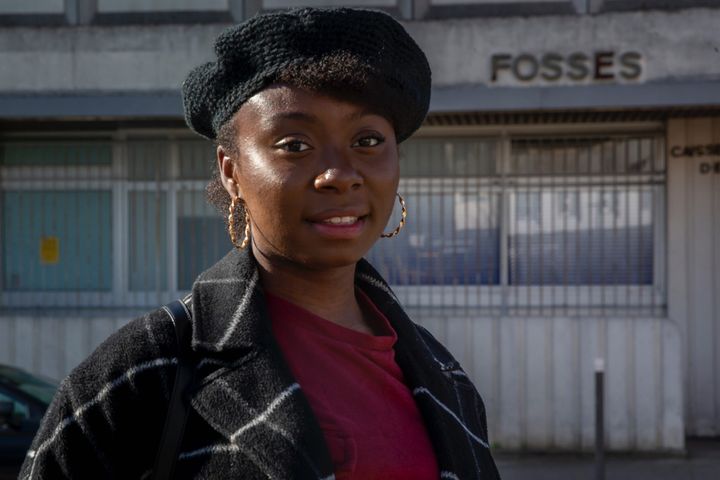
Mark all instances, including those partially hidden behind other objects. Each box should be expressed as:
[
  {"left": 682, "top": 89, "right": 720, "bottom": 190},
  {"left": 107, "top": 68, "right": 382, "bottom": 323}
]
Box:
[
  {"left": 667, "top": 117, "right": 720, "bottom": 437},
  {"left": 552, "top": 317, "right": 580, "bottom": 449},
  {"left": 633, "top": 319, "right": 659, "bottom": 450},
  {"left": 0, "top": 312, "right": 684, "bottom": 451},
  {"left": 0, "top": 315, "right": 132, "bottom": 381},
  {"left": 410, "top": 313, "right": 683, "bottom": 451}
]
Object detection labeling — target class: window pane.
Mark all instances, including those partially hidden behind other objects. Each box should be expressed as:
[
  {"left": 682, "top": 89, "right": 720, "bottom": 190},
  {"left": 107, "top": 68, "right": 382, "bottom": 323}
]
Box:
[
  {"left": 0, "top": 143, "right": 112, "bottom": 166},
  {"left": 369, "top": 138, "right": 500, "bottom": 287},
  {"left": 178, "top": 140, "right": 215, "bottom": 180},
  {"left": 509, "top": 137, "right": 658, "bottom": 175},
  {"left": 128, "top": 191, "right": 167, "bottom": 291},
  {"left": 176, "top": 191, "right": 229, "bottom": 290},
  {"left": 509, "top": 188, "right": 655, "bottom": 285},
  {"left": 0, "top": 391, "right": 30, "bottom": 421},
  {"left": 400, "top": 138, "right": 497, "bottom": 177},
  {"left": 508, "top": 136, "right": 662, "bottom": 286},
  {"left": 2, "top": 191, "right": 112, "bottom": 291},
  {"left": 367, "top": 191, "right": 500, "bottom": 285},
  {"left": 127, "top": 141, "right": 166, "bottom": 180}
]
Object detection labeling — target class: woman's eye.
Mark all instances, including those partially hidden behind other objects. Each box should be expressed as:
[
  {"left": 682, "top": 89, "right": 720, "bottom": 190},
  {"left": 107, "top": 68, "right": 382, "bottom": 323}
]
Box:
[
  {"left": 277, "top": 139, "right": 311, "bottom": 153},
  {"left": 353, "top": 135, "right": 385, "bottom": 148}
]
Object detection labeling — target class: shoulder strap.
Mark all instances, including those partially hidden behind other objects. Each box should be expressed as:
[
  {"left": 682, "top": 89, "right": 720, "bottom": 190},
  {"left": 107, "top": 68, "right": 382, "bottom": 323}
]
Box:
[{"left": 152, "top": 298, "right": 195, "bottom": 480}]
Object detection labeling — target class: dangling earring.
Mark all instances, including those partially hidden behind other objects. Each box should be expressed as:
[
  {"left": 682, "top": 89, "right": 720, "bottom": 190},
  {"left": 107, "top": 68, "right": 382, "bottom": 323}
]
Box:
[
  {"left": 228, "top": 196, "right": 251, "bottom": 249},
  {"left": 381, "top": 193, "right": 407, "bottom": 238}
]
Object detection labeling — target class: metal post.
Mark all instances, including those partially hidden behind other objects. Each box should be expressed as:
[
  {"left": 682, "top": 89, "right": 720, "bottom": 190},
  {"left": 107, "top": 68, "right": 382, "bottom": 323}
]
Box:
[{"left": 594, "top": 357, "right": 605, "bottom": 480}]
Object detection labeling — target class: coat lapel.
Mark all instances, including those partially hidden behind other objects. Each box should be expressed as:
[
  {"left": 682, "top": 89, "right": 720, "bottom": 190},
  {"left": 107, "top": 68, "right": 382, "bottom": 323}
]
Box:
[
  {"left": 186, "top": 248, "right": 334, "bottom": 479},
  {"left": 355, "top": 260, "right": 498, "bottom": 480}
]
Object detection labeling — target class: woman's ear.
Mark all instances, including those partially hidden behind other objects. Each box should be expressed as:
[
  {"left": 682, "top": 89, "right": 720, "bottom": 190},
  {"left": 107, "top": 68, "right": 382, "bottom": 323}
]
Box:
[{"left": 217, "top": 145, "right": 240, "bottom": 198}]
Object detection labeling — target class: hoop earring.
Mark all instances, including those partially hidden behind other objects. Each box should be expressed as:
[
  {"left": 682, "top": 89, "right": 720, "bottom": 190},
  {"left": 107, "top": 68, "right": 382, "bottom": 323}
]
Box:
[
  {"left": 228, "top": 196, "right": 251, "bottom": 249},
  {"left": 381, "top": 193, "right": 407, "bottom": 238}
]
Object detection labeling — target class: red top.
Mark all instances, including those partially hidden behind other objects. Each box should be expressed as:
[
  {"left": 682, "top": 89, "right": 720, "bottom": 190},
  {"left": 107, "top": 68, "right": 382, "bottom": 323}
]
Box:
[{"left": 267, "top": 290, "right": 439, "bottom": 480}]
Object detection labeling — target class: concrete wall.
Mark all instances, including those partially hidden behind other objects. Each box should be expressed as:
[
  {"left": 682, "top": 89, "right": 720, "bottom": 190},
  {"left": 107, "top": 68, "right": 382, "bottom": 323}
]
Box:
[
  {"left": 667, "top": 117, "right": 720, "bottom": 436},
  {"left": 0, "top": 314, "right": 135, "bottom": 383},
  {"left": 0, "top": 8, "right": 718, "bottom": 92},
  {"left": 0, "top": 311, "right": 685, "bottom": 452}
]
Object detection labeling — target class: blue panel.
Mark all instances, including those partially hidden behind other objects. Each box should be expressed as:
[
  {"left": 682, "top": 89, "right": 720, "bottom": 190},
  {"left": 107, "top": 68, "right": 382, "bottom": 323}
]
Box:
[{"left": 2, "top": 191, "right": 112, "bottom": 291}]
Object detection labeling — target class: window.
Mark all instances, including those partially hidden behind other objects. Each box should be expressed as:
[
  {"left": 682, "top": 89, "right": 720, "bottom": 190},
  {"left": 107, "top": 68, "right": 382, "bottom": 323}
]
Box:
[
  {"left": 368, "top": 134, "right": 666, "bottom": 315},
  {"left": 1, "top": 142, "right": 113, "bottom": 298},
  {"left": 0, "top": 136, "right": 225, "bottom": 308},
  {"left": 367, "top": 139, "right": 501, "bottom": 287},
  {"left": 3, "top": 190, "right": 112, "bottom": 291},
  {"left": 0, "top": 391, "right": 30, "bottom": 422},
  {"left": 0, "top": 132, "right": 667, "bottom": 315}
]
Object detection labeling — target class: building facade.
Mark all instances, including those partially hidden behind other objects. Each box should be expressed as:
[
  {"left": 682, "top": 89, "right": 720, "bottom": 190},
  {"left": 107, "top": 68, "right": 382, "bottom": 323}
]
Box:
[{"left": 1, "top": 0, "right": 719, "bottom": 452}]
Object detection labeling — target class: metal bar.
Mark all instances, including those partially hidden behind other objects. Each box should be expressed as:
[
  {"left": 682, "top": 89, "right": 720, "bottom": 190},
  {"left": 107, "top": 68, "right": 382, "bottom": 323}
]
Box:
[
  {"left": 595, "top": 357, "right": 606, "bottom": 480},
  {"left": 499, "top": 134, "right": 510, "bottom": 315}
]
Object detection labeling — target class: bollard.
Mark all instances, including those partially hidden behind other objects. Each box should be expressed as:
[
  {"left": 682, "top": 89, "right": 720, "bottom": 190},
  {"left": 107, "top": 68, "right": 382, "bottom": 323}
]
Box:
[{"left": 594, "top": 357, "right": 605, "bottom": 480}]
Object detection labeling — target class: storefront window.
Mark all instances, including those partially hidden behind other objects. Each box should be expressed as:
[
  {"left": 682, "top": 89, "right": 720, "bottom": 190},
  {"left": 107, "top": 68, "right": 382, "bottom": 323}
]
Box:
[
  {"left": 368, "top": 135, "right": 666, "bottom": 313},
  {"left": 0, "top": 133, "right": 666, "bottom": 313}
]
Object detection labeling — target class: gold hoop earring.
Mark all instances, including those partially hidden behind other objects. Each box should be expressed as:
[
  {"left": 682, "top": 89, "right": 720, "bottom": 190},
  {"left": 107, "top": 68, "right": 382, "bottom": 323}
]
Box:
[
  {"left": 228, "top": 196, "right": 251, "bottom": 249},
  {"left": 381, "top": 193, "right": 407, "bottom": 238}
]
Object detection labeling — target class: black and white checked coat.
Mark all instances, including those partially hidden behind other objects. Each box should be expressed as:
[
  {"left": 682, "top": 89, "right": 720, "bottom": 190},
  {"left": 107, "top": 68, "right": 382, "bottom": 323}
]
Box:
[{"left": 20, "top": 248, "right": 501, "bottom": 479}]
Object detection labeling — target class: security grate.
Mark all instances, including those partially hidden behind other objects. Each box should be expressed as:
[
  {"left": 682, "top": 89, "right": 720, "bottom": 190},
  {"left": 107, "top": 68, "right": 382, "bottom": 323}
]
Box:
[{"left": 367, "top": 134, "right": 667, "bottom": 316}]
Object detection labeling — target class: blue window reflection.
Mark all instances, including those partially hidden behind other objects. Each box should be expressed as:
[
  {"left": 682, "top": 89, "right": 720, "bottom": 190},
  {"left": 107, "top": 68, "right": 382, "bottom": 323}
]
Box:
[{"left": 367, "top": 192, "right": 501, "bottom": 285}]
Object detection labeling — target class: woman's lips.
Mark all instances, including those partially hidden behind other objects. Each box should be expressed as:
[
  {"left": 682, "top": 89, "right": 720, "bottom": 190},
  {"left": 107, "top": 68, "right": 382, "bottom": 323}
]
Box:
[{"left": 309, "top": 215, "right": 367, "bottom": 239}]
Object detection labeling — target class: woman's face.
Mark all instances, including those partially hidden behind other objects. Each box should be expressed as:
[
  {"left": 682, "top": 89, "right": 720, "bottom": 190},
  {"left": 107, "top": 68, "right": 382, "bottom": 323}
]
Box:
[{"left": 218, "top": 84, "right": 399, "bottom": 271}]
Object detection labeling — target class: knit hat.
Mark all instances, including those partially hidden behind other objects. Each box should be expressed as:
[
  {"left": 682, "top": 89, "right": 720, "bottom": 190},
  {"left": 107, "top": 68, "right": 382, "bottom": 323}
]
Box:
[{"left": 182, "top": 7, "right": 431, "bottom": 142}]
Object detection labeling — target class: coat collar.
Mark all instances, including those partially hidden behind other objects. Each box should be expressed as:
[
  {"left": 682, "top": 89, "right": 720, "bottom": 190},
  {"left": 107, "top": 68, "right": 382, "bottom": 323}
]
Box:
[
  {"left": 188, "top": 247, "right": 413, "bottom": 356},
  {"left": 187, "top": 248, "right": 335, "bottom": 478},
  {"left": 190, "top": 247, "right": 269, "bottom": 354},
  {"left": 185, "top": 247, "right": 491, "bottom": 479}
]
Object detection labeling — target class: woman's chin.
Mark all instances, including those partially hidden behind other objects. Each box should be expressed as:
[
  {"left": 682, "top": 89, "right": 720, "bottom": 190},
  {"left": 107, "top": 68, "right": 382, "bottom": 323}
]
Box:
[
  {"left": 253, "top": 243, "right": 371, "bottom": 273},
  {"left": 295, "top": 250, "right": 369, "bottom": 271}
]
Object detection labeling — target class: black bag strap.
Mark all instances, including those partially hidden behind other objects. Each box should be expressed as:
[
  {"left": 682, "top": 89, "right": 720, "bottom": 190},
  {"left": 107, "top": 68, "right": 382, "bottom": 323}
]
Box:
[{"left": 152, "top": 298, "right": 195, "bottom": 480}]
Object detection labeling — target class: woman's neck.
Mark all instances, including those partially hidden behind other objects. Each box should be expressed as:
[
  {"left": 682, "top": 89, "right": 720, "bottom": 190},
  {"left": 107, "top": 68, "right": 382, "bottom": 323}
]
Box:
[{"left": 253, "top": 247, "right": 373, "bottom": 334}]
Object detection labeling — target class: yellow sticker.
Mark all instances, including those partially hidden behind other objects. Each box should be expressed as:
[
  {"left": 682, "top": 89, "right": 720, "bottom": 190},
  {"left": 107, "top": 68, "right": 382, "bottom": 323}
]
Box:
[{"left": 40, "top": 236, "right": 60, "bottom": 265}]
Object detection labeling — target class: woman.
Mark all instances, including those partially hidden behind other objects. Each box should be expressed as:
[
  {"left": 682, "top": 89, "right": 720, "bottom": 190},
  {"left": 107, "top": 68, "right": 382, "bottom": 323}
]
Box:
[{"left": 21, "top": 7, "right": 500, "bottom": 480}]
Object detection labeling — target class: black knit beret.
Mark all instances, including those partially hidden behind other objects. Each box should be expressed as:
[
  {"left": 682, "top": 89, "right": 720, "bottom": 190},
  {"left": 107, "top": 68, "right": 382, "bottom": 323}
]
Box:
[{"left": 182, "top": 7, "right": 431, "bottom": 142}]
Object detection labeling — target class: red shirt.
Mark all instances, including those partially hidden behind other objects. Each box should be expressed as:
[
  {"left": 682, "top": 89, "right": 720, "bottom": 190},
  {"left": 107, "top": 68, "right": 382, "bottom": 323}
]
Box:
[{"left": 267, "top": 290, "right": 439, "bottom": 480}]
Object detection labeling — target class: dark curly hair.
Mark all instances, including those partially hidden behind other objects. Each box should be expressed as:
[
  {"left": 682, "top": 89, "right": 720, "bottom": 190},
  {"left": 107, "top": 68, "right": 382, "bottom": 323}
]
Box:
[{"left": 207, "top": 52, "right": 402, "bottom": 241}]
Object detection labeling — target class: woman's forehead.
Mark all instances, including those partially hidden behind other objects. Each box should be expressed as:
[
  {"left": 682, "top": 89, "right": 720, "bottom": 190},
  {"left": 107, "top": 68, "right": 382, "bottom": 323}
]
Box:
[{"left": 235, "top": 84, "right": 394, "bottom": 129}]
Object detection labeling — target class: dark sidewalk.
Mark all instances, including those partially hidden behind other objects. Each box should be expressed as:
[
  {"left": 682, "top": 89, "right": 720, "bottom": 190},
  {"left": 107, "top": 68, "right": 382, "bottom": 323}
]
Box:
[{"left": 495, "top": 438, "right": 720, "bottom": 480}]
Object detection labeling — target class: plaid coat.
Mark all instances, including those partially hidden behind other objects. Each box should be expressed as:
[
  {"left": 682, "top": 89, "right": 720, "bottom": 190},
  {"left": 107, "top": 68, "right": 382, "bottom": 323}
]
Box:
[{"left": 20, "top": 248, "right": 501, "bottom": 479}]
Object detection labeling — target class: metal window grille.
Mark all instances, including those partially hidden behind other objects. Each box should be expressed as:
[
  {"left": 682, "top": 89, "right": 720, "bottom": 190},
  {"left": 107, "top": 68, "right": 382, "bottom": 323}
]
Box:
[
  {"left": 0, "top": 136, "right": 225, "bottom": 309},
  {"left": 368, "top": 134, "right": 667, "bottom": 317},
  {"left": 1, "top": 132, "right": 667, "bottom": 317}
]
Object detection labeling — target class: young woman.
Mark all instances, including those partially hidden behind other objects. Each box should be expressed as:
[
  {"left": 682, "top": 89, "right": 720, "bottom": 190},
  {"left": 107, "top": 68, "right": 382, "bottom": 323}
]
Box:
[{"left": 21, "top": 7, "right": 501, "bottom": 479}]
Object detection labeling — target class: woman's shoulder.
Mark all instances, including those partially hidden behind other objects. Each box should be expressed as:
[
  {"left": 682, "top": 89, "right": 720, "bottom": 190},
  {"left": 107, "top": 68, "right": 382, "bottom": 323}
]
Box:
[
  {"left": 20, "top": 307, "right": 182, "bottom": 478},
  {"left": 65, "top": 307, "right": 179, "bottom": 395}
]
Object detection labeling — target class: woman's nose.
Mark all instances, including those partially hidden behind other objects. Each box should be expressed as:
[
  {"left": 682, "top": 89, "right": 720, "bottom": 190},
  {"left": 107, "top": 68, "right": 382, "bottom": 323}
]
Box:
[{"left": 313, "top": 151, "right": 363, "bottom": 193}]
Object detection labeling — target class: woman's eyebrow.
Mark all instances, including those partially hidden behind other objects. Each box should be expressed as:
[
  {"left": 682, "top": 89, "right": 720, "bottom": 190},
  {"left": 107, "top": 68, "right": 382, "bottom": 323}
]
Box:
[
  {"left": 266, "top": 111, "right": 319, "bottom": 124},
  {"left": 266, "top": 108, "right": 380, "bottom": 125}
]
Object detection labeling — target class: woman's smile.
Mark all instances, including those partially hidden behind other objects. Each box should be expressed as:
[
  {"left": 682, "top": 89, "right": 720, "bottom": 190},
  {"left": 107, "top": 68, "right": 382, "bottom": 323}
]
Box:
[{"left": 308, "top": 215, "right": 368, "bottom": 240}]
